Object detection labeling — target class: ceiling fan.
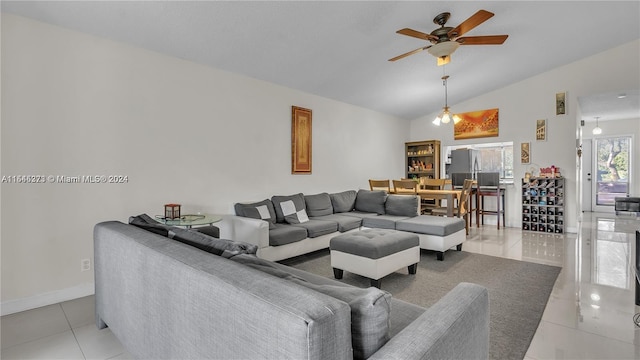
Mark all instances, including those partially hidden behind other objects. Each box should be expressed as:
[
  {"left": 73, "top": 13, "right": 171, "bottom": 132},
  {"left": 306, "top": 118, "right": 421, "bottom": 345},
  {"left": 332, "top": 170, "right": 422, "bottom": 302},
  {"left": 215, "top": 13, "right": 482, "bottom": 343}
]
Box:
[{"left": 389, "top": 10, "right": 508, "bottom": 65}]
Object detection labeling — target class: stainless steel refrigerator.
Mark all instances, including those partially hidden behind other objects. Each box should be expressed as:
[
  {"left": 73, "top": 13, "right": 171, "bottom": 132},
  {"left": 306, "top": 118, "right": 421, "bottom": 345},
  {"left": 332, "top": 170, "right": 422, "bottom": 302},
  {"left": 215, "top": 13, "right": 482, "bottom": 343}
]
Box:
[{"left": 448, "top": 148, "right": 481, "bottom": 179}]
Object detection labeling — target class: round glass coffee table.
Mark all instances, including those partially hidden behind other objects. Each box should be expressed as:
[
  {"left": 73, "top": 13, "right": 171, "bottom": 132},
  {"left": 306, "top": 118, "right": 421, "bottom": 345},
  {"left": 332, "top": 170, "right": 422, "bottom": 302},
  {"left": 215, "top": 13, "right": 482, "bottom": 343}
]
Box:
[{"left": 155, "top": 214, "right": 221, "bottom": 229}]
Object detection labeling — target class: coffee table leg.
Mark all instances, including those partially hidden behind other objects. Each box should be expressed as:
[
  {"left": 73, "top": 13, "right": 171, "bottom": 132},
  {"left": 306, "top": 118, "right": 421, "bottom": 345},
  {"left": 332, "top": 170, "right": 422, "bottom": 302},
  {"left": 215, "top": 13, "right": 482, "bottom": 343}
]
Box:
[{"left": 333, "top": 268, "right": 344, "bottom": 279}]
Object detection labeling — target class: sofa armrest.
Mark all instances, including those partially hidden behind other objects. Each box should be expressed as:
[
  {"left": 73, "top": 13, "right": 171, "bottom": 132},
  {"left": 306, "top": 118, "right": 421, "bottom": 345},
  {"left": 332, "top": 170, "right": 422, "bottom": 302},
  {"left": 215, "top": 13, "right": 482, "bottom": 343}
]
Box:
[
  {"left": 370, "top": 282, "right": 489, "bottom": 360},
  {"left": 217, "top": 215, "right": 270, "bottom": 249}
]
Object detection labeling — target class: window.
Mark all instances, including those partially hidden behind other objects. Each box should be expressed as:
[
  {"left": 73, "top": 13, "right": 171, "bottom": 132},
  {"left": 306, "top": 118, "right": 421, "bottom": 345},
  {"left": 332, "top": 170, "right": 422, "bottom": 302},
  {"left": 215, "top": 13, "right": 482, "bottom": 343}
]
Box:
[{"left": 445, "top": 142, "right": 514, "bottom": 179}]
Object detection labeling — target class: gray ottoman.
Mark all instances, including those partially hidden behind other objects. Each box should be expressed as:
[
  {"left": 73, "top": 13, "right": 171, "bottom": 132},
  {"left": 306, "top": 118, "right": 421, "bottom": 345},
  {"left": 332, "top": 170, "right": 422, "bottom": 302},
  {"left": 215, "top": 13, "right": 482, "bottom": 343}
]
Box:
[
  {"left": 395, "top": 215, "right": 466, "bottom": 261},
  {"left": 329, "top": 229, "right": 420, "bottom": 288}
]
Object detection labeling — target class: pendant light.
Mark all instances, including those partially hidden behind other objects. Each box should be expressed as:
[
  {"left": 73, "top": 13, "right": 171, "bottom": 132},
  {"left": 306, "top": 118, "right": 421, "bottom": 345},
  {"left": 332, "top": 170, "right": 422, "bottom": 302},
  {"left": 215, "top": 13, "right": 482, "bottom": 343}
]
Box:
[
  {"left": 592, "top": 116, "right": 602, "bottom": 135},
  {"left": 433, "top": 68, "right": 461, "bottom": 126}
]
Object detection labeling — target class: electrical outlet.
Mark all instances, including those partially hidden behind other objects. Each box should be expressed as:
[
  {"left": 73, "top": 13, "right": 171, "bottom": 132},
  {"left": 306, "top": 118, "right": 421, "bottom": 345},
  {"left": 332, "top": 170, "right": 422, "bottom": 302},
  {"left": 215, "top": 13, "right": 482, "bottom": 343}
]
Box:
[{"left": 81, "top": 258, "right": 91, "bottom": 272}]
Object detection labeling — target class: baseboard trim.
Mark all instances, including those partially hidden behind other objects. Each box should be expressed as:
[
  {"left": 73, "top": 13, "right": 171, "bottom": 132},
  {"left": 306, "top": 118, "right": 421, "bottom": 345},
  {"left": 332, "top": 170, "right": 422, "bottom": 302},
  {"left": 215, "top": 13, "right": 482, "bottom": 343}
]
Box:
[{"left": 1, "top": 283, "right": 95, "bottom": 316}]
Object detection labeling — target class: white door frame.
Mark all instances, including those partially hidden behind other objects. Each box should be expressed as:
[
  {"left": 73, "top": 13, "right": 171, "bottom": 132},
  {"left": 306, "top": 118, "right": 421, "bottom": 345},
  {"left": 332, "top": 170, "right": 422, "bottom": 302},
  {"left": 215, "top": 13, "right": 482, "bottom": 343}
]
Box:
[{"left": 581, "top": 139, "right": 593, "bottom": 212}]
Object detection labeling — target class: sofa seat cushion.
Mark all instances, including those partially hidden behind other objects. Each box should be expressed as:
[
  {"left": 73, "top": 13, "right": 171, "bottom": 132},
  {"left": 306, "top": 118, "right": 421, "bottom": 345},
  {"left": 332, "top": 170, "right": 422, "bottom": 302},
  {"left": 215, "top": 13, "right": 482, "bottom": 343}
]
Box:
[
  {"left": 355, "top": 189, "right": 387, "bottom": 215},
  {"left": 330, "top": 229, "right": 419, "bottom": 259},
  {"left": 229, "top": 254, "right": 391, "bottom": 360},
  {"left": 310, "top": 214, "right": 362, "bottom": 232},
  {"left": 290, "top": 219, "right": 338, "bottom": 238},
  {"left": 362, "top": 214, "right": 411, "bottom": 230},
  {"left": 269, "top": 223, "right": 308, "bottom": 246},
  {"left": 395, "top": 215, "right": 465, "bottom": 236}
]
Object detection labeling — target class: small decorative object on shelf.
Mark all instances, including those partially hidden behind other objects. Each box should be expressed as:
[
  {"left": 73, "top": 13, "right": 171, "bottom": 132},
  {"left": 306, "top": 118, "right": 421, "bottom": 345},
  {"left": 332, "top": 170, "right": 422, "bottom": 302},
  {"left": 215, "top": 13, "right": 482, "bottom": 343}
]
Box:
[
  {"left": 521, "top": 177, "right": 564, "bottom": 233},
  {"left": 164, "top": 204, "right": 181, "bottom": 219},
  {"left": 539, "top": 165, "right": 561, "bottom": 178}
]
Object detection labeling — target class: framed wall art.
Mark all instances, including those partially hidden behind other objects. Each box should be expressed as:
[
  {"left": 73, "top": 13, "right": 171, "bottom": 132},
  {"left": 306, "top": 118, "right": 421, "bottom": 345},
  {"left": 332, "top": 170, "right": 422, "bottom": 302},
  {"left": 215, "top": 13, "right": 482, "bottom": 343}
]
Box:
[
  {"left": 536, "top": 119, "right": 547, "bottom": 141},
  {"left": 521, "top": 142, "right": 530, "bottom": 164},
  {"left": 556, "top": 92, "right": 566, "bottom": 115},
  {"left": 453, "top": 108, "right": 499, "bottom": 140},
  {"left": 291, "top": 106, "right": 312, "bottom": 174}
]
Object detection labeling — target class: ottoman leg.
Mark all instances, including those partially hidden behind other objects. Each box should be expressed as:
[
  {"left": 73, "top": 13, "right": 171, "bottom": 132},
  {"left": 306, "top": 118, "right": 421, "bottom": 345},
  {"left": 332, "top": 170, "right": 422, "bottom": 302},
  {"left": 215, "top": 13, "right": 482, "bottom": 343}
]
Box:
[
  {"left": 456, "top": 244, "right": 463, "bottom": 251},
  {"left": 408, "top": 263, "right": 417, "bottom": 274},
  {"left": 333, "top": 268, "right": 344, "bottom": 279},
  {"left": 437, "top": 251, "right": 445, "bottom": 261},
  {"left": 370, "top": 279, "right": 381, "bottom": 288}
]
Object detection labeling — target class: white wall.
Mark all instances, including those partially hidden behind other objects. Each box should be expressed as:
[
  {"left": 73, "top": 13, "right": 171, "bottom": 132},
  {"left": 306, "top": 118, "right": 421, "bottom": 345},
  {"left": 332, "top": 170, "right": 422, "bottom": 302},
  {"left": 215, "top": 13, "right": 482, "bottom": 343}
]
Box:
[
  {"left": 409, "top": 39, "right": 640, "bottom": 232},
  {"left": 0, "top": 14, "right": 408, "bottom": 313}
]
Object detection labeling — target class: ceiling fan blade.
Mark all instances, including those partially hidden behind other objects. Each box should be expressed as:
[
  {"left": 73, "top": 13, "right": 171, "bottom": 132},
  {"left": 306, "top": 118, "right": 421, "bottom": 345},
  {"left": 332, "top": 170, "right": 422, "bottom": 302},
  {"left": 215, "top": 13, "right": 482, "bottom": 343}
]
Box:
[
  {"left": 457, "top": 35, "right": 508, "bottom": 45},
  {"left": 388, "top": 46, "right": 431, "bottom": 61},
  {"left": 448, "top": 9, "right": 494, "bottom": 38},
  {"left": 396, "top": 28, "right": 438, "bottom": 41}
]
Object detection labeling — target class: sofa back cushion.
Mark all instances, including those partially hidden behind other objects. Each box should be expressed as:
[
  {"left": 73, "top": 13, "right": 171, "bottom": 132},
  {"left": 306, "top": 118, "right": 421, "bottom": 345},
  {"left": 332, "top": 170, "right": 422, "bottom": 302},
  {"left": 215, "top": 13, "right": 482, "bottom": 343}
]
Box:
[
  {"left": 231, "top": 254, "right": 391, "bottom": 360},
  {"left": 385, "top": 194, "right": 420, "bottom": 217},
  {"left": 355, "top": 189, "right": 387, "bottom": 215},
  {"left": 330, "top": 190, "right": 357, "bottom": 213},
  {"left": 305, "top": 193, "right": 334, "bottom": 217},
  {"left": 234, "top": 199, "right": 277, "bottom": 229},
  {"left": 271, "top": 193, "right": 307, "bottom": 223}
]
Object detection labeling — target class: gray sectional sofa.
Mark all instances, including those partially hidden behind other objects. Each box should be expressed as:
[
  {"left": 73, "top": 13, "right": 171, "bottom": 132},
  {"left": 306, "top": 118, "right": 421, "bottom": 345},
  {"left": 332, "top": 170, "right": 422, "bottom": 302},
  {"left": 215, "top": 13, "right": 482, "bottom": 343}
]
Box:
[
  {"left": 94, "top": 220, "right": 490, "bottom": 360},
  {"left": 224, "top": 189, "right": 466, "bottom": 261}
]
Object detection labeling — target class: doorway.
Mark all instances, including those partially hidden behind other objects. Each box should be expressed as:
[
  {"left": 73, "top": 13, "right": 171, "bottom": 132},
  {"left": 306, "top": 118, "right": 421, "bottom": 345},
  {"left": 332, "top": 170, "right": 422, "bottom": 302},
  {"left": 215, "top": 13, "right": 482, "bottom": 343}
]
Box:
[{"left": 591, "top": 135, "right": 632, "bottom": 212}]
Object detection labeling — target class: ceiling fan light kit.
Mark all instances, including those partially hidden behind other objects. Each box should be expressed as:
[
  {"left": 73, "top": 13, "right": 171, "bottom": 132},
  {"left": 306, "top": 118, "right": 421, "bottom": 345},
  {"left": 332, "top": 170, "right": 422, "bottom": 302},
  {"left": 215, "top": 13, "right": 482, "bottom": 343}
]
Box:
[{"left": 427, "top": 41, "right": 460, "bottom": 60}]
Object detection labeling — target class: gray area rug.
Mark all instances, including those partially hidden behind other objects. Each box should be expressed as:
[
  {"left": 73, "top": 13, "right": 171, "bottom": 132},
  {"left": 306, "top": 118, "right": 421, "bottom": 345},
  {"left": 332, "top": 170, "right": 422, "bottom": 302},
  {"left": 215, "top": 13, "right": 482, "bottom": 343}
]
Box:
[{"left": 281, "top": 249, "right": 561, "bottom": 360}]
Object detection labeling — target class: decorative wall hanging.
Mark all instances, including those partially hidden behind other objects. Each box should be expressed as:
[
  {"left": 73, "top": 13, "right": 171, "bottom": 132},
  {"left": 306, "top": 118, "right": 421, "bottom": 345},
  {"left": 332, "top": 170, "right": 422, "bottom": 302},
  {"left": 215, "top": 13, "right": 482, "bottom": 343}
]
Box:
[
  {"left": 291, "top": 106, "right": 312, "bottom": 174},
  {"left": 536, "top": 119, "right": 547, "bottom": 141},
  {"left": 556, "top": 92, "right": 566, "bottom": 115},
  {"left": 453, "top": 108, "right": 499, "bottom": 140},
  {"left": 521, "top": 142, "right": 530, "bottom": 164}
]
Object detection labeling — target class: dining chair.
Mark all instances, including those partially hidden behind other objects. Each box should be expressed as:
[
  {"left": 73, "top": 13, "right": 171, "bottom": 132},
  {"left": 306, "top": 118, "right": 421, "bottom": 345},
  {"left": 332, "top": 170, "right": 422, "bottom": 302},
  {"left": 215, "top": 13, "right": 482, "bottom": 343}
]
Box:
[
  {"left": 420, "top": 178, "right": 446, "bottom": 214},
  {"left": 369, "top": 179, "right": 391, "bottom": 192},
  {"left": 451, "top": 172, "right": 475, "bottom": 226},
  {"left": 476, "top": 172, "right": 505, "bottom": 229},
  {"left": 432, "top": 179, "right": 474, "bottom": 235},
  {"left": 392, "top": 179, "right": 418, "bottom": 194}
]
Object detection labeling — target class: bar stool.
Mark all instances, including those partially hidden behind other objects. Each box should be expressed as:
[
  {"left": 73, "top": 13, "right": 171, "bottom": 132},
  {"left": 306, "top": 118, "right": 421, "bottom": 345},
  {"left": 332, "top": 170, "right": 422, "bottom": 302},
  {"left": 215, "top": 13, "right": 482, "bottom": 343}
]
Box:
[{"left": 476, "top": 172, "right": 505, "bottom": 229}]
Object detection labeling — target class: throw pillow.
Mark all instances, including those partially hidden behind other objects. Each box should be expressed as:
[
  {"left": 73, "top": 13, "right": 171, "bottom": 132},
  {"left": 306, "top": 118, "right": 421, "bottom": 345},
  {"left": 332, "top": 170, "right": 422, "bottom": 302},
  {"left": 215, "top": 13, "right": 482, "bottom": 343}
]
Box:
[
  {"left": 280, "top": 200, "right": 309, "bottom": 224},
  {"left": 234, "top": 199, "right": 277, "bottom": 230},
  {"left": 354, "top": 189, "right": 387, "bottom": 215},
  {"left": 271, "top": 193, "right": 306, "bottom": 223},
  {"left": 230, "top": 254, "right": 391, "bottom": 360},
  {"left": 304, "top": 192, "right": 334, "bottom": 217},
  {"left": 385, "top": 194, "right": 419, "bottom": 217},
  {"left": 330, "top": 190, "right": 357, "bottom": 213}
]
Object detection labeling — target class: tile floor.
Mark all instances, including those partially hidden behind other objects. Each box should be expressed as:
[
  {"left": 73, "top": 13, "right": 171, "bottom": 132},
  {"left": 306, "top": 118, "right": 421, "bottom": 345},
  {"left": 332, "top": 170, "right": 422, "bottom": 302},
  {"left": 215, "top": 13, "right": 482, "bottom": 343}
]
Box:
[{"left": 2, "top": 212, "right": 639, "bottom": 359}]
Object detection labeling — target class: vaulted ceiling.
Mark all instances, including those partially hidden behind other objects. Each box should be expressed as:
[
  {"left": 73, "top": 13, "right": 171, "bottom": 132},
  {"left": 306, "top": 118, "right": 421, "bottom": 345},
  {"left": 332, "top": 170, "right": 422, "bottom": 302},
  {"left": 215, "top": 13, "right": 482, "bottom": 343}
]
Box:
[{"left": 2, "top": 1, "right": 639, "bottom": 120}]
